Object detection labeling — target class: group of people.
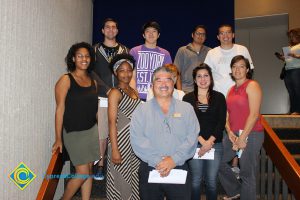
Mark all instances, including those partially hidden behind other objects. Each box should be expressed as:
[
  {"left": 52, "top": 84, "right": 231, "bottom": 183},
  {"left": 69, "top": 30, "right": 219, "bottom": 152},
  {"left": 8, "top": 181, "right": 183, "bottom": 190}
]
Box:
[{"left": 51, "top": 18, "right": 271, "bottom": 200}]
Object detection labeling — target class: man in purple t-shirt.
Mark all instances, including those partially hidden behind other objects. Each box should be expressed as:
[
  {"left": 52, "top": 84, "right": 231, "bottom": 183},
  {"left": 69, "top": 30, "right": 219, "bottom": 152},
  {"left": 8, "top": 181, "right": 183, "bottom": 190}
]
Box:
[{"left": 130, "top": 21, "right": 172, "bottom": 100}]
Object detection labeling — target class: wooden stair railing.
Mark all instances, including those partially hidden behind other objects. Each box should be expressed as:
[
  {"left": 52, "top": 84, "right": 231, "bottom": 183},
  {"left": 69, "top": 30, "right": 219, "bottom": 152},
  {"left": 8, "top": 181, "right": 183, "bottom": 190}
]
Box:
[
  {"left": 36, "top": 149, "right": 63, "bottom": 200},
  {"left": 262, "top": 116, "right": 300, "bottom": 199},
  {"left": 36, "top": 117, "right": 300, "bottom": 199}
]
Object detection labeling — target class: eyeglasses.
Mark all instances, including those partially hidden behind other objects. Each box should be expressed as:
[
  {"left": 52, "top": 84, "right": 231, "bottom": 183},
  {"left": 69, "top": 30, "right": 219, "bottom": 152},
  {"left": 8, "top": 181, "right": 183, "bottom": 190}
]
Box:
[{"left": 194, "top": 32, "right": 206, "bottom": 37}]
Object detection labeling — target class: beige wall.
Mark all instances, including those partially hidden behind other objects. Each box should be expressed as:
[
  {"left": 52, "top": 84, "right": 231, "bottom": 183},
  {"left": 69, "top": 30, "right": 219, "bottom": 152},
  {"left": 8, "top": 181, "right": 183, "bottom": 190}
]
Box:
[
  {"left": 235, "top": 0, "right": 300, "bottom": 29},
  {"left": 0, "top": 0, "right": 93, "bottom": 199}
]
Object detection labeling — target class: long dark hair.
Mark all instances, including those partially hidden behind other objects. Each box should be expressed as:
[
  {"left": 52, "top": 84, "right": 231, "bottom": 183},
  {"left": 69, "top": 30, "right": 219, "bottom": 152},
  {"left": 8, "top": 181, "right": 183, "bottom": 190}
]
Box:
[{"left": 192, "top": 63, "right": 214, "bottom": 105}]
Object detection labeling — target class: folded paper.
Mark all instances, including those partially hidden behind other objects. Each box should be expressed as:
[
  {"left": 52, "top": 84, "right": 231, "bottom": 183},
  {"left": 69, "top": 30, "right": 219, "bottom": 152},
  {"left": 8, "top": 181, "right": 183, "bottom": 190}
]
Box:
[
  {"left": 98, "top": 97, "right": 108, "bottom": 107},
  {"left": 148, "top": 169, "right": 187, "bottom": 184},
  {"left": 193, "top": 148, "right": 215, "bottom": 160}
]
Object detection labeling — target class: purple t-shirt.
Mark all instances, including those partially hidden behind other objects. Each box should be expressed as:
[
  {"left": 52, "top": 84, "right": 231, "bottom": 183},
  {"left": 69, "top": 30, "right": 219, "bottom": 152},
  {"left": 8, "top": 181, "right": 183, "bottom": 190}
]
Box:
[{"left": 130, "top": 45, "right": 172, "bottom": 99}]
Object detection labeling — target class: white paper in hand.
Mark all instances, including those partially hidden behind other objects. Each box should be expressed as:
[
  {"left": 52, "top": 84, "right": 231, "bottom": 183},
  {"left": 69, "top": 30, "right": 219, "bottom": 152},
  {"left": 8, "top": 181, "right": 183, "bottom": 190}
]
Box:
[
  {"left": 193, "top": 148, "right": 215, "bottom": 160},
  {"left": 98, "top": 97, "right": 108, "bottom": 107},
  {"left": 148, "top": 169, "right": 187, "bottom": 184},
  {"left": 93, "top": 160, "right": 99, "bottom": 165},
  {"left": 237, "top": 130, "right": 248, "bottom": 158}
]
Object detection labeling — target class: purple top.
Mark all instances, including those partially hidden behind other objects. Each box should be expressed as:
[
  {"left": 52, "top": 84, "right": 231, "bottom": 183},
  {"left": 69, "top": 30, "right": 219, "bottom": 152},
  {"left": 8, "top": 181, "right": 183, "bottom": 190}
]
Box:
[{"left": 130, "top": 45, "right": 172, "bottom": 99}]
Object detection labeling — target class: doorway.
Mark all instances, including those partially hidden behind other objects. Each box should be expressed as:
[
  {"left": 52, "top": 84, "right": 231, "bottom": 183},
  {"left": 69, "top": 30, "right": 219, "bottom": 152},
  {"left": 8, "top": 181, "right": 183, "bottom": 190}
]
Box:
[{"left": 235, "top": 14, "right": 289, "bottom": 114}]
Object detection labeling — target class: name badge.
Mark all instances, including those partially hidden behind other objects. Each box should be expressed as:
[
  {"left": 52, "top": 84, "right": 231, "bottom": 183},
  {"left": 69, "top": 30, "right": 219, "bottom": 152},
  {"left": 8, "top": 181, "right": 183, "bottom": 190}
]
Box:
[
  {"left": 173, "top": 113, "right": 181, "bottom": 118},
  {"left": 98, "top": 97, "right": 108, "bottom": 108}
]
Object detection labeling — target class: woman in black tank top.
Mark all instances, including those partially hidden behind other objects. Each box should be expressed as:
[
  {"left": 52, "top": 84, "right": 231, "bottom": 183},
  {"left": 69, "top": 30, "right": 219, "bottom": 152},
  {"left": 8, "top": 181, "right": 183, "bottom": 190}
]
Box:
[{"left": 52, "top": 42, "right": 98, "bottom": 200}]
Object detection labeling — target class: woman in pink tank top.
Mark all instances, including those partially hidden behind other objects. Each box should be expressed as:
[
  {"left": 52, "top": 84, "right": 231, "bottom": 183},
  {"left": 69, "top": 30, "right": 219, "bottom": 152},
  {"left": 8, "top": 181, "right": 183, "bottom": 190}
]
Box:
[{"left": 219, "top": 55, "right": 264, "bottom": 200}]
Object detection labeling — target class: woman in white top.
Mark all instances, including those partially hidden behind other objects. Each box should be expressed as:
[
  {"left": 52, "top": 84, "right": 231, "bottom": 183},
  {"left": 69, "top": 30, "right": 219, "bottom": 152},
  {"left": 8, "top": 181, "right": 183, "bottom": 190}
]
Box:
[{"left": 276, "top": 28, "right": 300, "bottom": 115}]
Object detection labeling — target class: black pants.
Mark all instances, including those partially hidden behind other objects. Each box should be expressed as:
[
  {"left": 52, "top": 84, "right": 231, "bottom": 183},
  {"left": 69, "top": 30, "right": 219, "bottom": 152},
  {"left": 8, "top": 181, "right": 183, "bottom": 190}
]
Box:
[
  {"left": 284, "top": 68, "right": 300, "bottom": 113},
  {"left": 138, "top": 161, "right": 191, "bottom": 200}
]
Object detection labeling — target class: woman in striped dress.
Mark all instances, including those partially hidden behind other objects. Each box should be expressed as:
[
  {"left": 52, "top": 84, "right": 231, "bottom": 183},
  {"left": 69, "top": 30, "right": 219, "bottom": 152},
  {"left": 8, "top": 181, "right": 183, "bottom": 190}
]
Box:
[{"left": 106, "top": 54, "right": 141, "bottom": 200}]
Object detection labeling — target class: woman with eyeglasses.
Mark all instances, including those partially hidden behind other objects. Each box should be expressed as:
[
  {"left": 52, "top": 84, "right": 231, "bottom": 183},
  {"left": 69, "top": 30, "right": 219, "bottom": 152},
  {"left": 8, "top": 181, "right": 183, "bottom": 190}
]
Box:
[
  {"left": 182, "top": 63, "right": 226, "bottom": 200},
  {"left": 52, "top": 42, "right": 100, "bottom": 200}
]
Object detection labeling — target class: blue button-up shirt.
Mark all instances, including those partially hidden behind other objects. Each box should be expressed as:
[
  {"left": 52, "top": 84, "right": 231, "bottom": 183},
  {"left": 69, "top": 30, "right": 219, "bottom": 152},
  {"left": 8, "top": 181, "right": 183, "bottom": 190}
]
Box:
[{"left": 130, "top": 97, "right": 200, "bottom": 167}]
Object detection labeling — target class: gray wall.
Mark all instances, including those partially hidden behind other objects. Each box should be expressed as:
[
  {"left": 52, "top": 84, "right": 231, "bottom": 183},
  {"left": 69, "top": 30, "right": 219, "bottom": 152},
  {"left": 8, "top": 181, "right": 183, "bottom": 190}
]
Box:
[
  {"left": 0, "top": 0, "right": 93, "bottom": 199},
  {"left": 235, "top": 14, "right": 289, "bottom": 114}
]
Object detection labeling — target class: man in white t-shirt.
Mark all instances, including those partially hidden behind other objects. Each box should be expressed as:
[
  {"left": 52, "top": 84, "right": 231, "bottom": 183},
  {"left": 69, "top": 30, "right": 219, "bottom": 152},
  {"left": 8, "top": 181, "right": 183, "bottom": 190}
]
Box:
[{"left": 204, "top": 24, "right": 254, "bottom": 96}]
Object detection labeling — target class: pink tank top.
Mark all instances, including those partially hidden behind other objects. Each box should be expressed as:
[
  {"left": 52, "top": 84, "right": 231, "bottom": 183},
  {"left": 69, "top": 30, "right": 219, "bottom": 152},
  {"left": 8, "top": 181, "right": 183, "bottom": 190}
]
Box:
[{"left": 227, "top": 80, "right": 263, "bottom": 132}]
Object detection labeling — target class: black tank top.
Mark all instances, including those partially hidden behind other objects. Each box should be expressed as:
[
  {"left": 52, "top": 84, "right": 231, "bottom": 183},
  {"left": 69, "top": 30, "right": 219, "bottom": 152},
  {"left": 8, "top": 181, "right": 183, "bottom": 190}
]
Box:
[{"left": 63, "top": 73, "right": 98, "bottom": 133}]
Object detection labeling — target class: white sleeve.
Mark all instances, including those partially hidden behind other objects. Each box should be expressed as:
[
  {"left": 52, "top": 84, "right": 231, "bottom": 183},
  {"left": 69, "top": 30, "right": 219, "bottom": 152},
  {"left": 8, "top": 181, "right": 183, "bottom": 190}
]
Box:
[
  {"left": 204, "top": 50, "right": 213, "bottom": 67},
  {"left": 146, "top": 89, "right": 154, "bottom": 101},
  {"left": 241, "top": 46, "right": 255, "bottom": 69}
]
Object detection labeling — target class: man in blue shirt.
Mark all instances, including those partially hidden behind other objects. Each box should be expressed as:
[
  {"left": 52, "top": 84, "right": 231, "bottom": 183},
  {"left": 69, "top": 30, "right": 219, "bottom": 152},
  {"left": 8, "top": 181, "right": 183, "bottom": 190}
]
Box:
[{"left": 130, "top": 66, "right": 200, "bottom": 200}]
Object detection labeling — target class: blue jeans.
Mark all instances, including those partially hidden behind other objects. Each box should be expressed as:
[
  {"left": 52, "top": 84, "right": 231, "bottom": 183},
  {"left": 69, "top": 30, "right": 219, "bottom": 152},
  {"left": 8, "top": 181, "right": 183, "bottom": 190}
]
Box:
[
  {"left": 188, "top": 142, "right": 223, "bottom": 200},
  {"left": 284, "top": 68, "right": 300, "bottom": 113},
  {"left": 218, "top": 131, "right": 264, "bottom": 200}
]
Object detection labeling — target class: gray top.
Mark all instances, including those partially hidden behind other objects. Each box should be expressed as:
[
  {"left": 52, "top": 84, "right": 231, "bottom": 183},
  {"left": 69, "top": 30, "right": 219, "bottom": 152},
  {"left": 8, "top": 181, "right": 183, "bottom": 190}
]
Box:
[
  {"left": 174, "top": 43, "right": 211, "bottom": 93},
  {"left": 130, "top": 98, "right": 200, "bottom": 167}
]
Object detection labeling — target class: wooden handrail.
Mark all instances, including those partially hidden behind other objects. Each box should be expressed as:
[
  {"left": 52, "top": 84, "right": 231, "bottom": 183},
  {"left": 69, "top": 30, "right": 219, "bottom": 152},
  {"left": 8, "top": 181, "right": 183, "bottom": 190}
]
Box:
[
  {"left": 36, "top": 117, "right": 300, "bottom": 199},
  {"left": 36, "top": 149, "right": 63, "bottom": 200},
  {"left": 262, "top": 116, "right": 300, "bottom": 199}
]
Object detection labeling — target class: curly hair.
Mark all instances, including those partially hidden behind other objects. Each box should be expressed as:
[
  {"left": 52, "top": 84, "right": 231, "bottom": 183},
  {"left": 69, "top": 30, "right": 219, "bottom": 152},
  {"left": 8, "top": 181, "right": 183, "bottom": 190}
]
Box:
[{"left": 65, "top": 42, "right": 95, "bottom": 72}]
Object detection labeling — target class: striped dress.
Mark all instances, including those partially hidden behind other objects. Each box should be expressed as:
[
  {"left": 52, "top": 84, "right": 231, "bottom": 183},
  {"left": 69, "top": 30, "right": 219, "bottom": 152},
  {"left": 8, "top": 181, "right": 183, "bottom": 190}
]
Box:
[{"left": 106, "top": 88, "right": 141, "bottom": 200}]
